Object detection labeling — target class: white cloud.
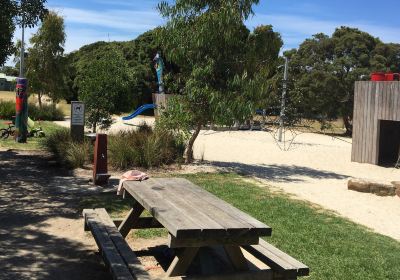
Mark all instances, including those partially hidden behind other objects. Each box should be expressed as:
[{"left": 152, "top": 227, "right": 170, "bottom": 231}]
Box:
[
  {"left": 55, "top": 7, "right": 162, "bottom": 32},
  {"left": 247, "top": 13, "right": 400, "bottom": 50}
]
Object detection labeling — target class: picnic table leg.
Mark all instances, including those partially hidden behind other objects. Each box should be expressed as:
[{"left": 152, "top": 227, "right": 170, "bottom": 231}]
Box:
[
  {"left": 166, "top": 247, "right": 200, "bottom": 277},
  {"left": 223, "top": 245, "right": 249, "bottom": 271},
  {"left": 118, "top": 202, "right": 144, "bottom": 238}
]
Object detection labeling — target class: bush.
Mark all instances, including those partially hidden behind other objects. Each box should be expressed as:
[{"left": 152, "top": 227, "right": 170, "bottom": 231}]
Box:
[
  {"left": 29, "top": 104, "right": 65, "bottom": 121},
  {"left": 108, "top": 124, "right": 185, "bottom": 170},
  {"left": 40, "top": 128, "right": 92, "bottom": 168},
  {"left": 0, "top": 100, "right": 64, "bottom": 121},
  {"left": 0, "top": 101, "right": 15, "bottom": 119},
  {"left": 41, "top": 124, "right": 185, "bottom": 170}
]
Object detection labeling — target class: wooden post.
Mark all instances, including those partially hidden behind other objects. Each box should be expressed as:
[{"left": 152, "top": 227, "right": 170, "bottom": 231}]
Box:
[
  {"left": 93, "top": 134, "right": 110, "bottom": 185},
  {"left": 70, "top": 101, "right": 85, "bottom": 142}
]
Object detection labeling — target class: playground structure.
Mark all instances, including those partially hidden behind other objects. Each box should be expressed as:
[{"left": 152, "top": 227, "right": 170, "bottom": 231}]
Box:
[
  {"left": 122, "top": 52, "right": 170, "bottom": 121},
  {"left": 352, "top": 80, "right": 400, "bottom": 166}
]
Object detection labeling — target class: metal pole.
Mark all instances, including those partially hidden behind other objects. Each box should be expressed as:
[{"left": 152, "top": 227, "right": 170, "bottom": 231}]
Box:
[
  {"left": 278, "top": 57, "right": 288, "bottom": 142},
  {"left": 19, "top": 22, "right": 25, "bottom": 78}
]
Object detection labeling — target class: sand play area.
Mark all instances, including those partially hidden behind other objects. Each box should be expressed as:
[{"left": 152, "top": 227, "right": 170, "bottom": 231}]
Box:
[
  {"left": 55, "top": 116, "right": 400, "bottom": 241},
  {"left": 193, "top": 129, "right": 400, "bottom": 241}
]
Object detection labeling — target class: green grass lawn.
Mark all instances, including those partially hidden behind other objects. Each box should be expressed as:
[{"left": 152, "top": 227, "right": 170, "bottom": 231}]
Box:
[
  {"left": 80, "top": 173, "right": 400, "bottom": 280},
  {"left": 0, "top": 121, "right": 63, "bottom": 150}
]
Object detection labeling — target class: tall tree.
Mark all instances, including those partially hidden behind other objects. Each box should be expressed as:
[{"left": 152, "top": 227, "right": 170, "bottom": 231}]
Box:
[
  {"left": 0, "top": 0, "right": 47, "bottom": 66},
  {"left": 77, "top": 46, "right": 131, "bottom": 132},
  {"left": 287, "top": 27, "right": 400, "bottom": 135},
  {"left": 157, "top": 0, "right": 282, "bottom": 162},
  {"left": 26, "top": 11, "right": 66, "bottom": 106}
]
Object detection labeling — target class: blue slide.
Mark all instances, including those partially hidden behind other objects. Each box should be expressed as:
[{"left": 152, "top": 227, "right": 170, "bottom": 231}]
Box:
[{"left": 122, "top": 104, "right": 156, "bottom": 121}]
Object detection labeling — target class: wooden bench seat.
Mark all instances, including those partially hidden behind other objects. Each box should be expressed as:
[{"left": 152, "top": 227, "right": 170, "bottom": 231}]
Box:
[
  {"left": 83, "top": 208, "right": 151, "bottom": 280},
  {"left": 242, "top": 239, "right": 309, "bottom": 280}
]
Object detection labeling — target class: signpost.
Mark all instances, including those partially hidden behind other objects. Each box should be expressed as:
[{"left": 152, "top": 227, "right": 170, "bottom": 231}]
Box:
[{"left": 70, "top": 101, "right": 85, "bottom": 142}]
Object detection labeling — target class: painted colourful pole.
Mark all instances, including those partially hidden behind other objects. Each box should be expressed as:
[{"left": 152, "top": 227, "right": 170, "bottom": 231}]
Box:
[{"left": 15, "top": 78, "right": 28, "bottom": 143}]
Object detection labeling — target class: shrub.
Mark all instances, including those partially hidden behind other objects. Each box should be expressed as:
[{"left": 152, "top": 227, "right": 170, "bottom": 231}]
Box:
[
  {"left": 108, "top": 124, "right": 185, "bottom": 170},
  {"left": 0, "top": 100, "right": 64, "bottom": 121},
  {"left": 0, "top": 101, "right": 15, "bottom": 119},
  {"left": 40, "top": 128, "right": 92, "bottom": 168},
  {"left": 29, "top": 104, "right": 65, "bottom": 121}
]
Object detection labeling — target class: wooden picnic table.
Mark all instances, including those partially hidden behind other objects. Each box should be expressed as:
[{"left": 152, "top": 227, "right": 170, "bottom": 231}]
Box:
[{"left": 120, "top": 177, "right": 272, "bottom": 277}]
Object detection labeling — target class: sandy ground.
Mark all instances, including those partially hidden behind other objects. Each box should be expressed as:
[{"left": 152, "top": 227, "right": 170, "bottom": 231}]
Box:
[
  {"left": 193, "top": 130, "right": 400, "bottom": 241},
  {"left": 54, "top": 116, "right": 400, "bottom": 241},
  {"left": 54, "top": 116, "right": 155, "bottom": 134}
]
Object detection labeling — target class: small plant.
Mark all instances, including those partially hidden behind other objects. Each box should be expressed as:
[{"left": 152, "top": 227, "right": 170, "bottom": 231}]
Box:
[
  {"left": 108, "top": 124, "right": 185, "bottom": 170},
  {"left": 40, "top": 128, "right": 91, "bottom": 168}
]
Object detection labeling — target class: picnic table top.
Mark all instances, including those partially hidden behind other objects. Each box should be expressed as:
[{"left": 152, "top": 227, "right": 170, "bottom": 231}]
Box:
[{"left": 123, "top": 177, "right": 271, "bottom": 240}]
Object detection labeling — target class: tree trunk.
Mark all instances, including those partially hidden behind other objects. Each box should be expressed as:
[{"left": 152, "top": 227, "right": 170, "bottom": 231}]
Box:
[
  {"left": 343, "top": 116, "right": 352, "bottom": 136},
  {"left": 92, "top": 122, "right": 97, "bottom": 133},
  {"left": 185, "top": 123, "right": 202, "bottom": 164},
  {"left": 38, "top": 92, "right": 42, "bottom": 108}
]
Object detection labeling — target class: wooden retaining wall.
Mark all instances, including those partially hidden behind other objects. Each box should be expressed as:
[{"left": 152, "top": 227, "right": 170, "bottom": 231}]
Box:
[{"left": 352, "top": 81, "right": 400, "bottom": 164}]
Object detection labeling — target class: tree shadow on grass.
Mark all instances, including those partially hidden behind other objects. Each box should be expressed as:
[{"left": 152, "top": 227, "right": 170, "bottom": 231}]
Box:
[
  {"left": 208, "top": 161, "right": 349, "bottom": 183},
  {"left": 0, "top": 150, "right": 109, "bottom": 280}
]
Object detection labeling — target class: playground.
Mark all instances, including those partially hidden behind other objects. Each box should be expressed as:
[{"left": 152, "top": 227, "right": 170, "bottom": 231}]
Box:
[{"left": 2, "top": 0, "right": 400, "bottom": 279}]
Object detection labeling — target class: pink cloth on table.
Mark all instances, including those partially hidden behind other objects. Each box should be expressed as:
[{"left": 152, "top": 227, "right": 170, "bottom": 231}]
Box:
[{"left": 117, "top": 170, "right": 149, "bottom": 195}]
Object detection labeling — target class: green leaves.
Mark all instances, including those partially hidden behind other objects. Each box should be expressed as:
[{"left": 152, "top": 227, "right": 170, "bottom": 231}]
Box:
[
  {"left": 77, "top": 46, "right": 131, "bottom": 131},
  {"left": 26, "top": 11, "right": 66, "bottom": 102},
  {"left": 0, "top": 0, "right": 48, "bottom": 66}
]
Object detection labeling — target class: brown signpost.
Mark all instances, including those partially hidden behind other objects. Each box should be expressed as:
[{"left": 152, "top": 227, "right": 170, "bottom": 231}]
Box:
[
  {"left": 70, "top": 101, "right": 85, "bottom": 142},
  {"left": 93, "top": 134, "right": 110, "bottom": 185}
]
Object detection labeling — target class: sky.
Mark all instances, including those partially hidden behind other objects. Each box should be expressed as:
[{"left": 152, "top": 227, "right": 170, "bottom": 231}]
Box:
[{"left": 6, "top": 0, "right": 400, "bottom": 65}]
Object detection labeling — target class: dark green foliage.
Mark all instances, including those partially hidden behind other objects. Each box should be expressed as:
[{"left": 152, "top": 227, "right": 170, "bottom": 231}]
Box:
[
  {"left": 77, "top": 46, "right": 131, "bottom": 132},
  {"left": 0, "top": 101, "right": 15, "bottom": 119},
  {"left": 0, "top": 0, "right": 15, "bottom": 66},
  {"left": 0, "top": 100, "right": 64, "bottom": 120},
  {"left": 0, "top": 0, "right": 48, "bottom": 66},
  {"left": 108, "top": 124, "right": 185, "bottom": 170},
  {"left": 286, "top": 27, "right": 400, "bottom": 134},
  {"left": 28, "top": 103, "right": 64, "bottom": 121},
  {"left": 65, "top": 29, "right": 163, "bottom": 111}
]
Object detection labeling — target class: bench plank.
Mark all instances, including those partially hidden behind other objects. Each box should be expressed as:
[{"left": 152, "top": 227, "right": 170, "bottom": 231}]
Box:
[
  {"left": 168, "top": 178, "right": 271, "bottom": 234},
  {"left": 161, "top": 179, "right": 252, "bottom": 236},
  {"left": 95, "top": 208, "right": 152, "bottom": 280},
  {"left": 84, "top": 209, "right": 135, "bottom": 280},
  {"left": 242, "top": 239, "right": 309, "bottom": 278},
  {"left": 84, "top": 209, "right": 151, "bottom": 280},
  {"left": 123, "top": 182, "right": 202, "bottom": 239},
  {"left": 123, "top": 178, "right": 271, "bottom": 239}
]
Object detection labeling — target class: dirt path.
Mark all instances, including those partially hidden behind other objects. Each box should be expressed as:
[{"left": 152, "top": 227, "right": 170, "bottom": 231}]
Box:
[{"left": 0, "top": 150, "right": 109, "bottom": 280}]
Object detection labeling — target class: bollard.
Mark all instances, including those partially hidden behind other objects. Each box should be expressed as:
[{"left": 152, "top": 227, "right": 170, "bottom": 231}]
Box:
[{"left": 93, "top": 134, "right": 110, "bottom": 185}]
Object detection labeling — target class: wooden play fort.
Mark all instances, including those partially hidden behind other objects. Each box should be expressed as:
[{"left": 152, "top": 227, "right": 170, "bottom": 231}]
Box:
[{"left": 352, "top": 81, "right": 400, "bottom": 166}]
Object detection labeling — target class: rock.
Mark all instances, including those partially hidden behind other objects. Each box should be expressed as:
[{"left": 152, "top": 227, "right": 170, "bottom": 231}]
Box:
[
  {"left": 348, "top": 179, "right": 371, "bottom": 193},
  {"left": 348, "top": 179, "right": 396, "bottom": 196},
  {"left": 370, "top": 183, "right": 396, "bottom": 196}
]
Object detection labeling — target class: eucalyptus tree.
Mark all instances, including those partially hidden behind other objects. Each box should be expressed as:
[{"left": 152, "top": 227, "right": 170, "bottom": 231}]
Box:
[
  {"left": 26, "top": 11, "right": 66, "bottom": 105},
  {"left": 157, "top": 0, "right": 282, "bottom": 162}
]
